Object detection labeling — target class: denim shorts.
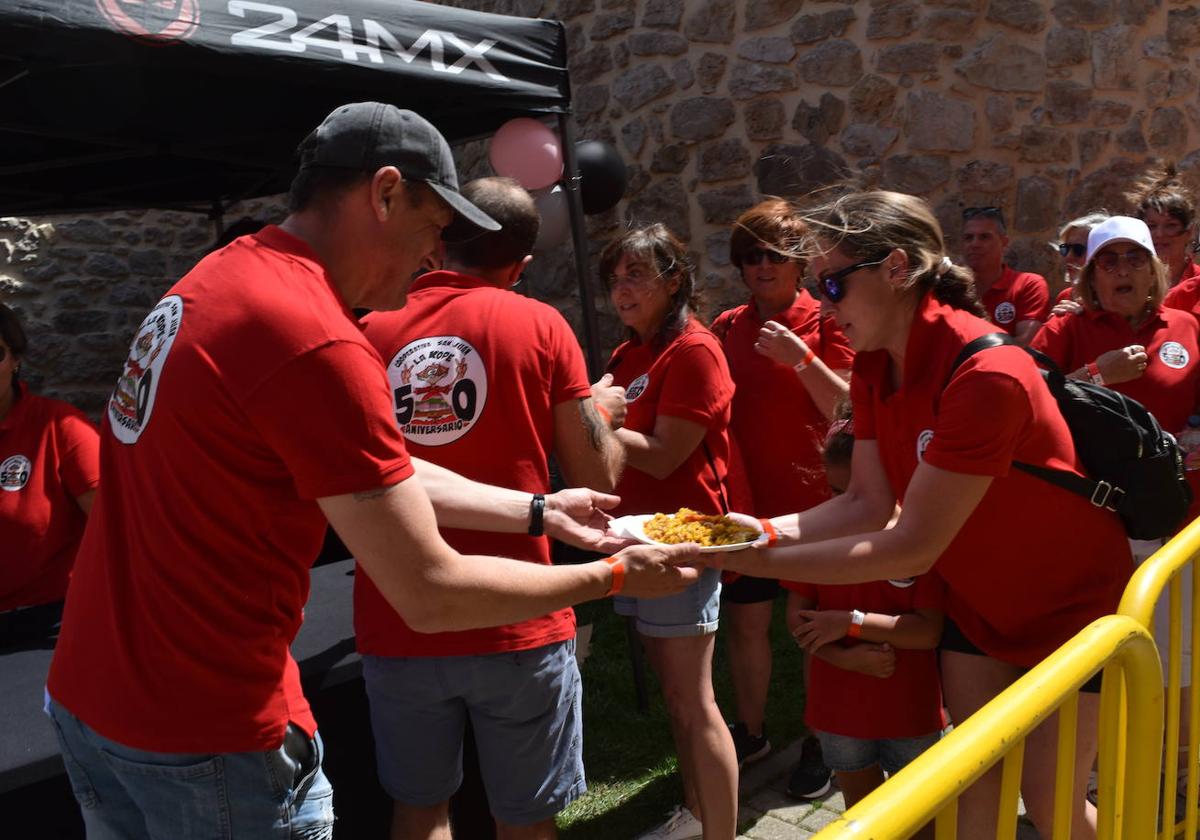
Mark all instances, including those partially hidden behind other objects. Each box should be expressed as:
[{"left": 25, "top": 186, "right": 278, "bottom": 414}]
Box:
[
  {"left": 815, "top": 729, "right": 941, "bottom": 775},
  {"left": 46, "top": 696, "right": 333, "bottom": 840},
  {"left": 362, "top": 638, "right": 584, "bottom": 825},
  {"left": 613, "top": 566, "right": 721, "bottom": 637}
]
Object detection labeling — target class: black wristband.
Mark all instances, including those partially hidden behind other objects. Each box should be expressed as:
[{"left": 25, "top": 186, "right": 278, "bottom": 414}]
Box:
[{"left": 528, "top": 493, "right": 545, "bottom": 537}]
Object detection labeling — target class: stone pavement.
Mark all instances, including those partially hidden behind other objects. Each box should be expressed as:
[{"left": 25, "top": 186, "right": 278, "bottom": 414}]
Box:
[{"left": 733, "top": 740, "right": 1041, "bottom": 839}]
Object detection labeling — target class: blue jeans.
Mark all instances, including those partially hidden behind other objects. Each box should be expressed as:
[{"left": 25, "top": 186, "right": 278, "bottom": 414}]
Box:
[{"left": 46, "top": 697, "right": 334, "bottom": 840}]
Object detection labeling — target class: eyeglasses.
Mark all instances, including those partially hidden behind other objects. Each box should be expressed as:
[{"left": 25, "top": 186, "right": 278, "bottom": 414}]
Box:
[
  {"left": 963, "top": 206, "right": 1006, "bottom": 227},
  {"left": 809, "top": 256, "right": 888, "bottom": 303},
  {"left": 1058, "top": 243, "right": 1087, "bottom": 259},
  {"left": 739, "top": 248, "right": 792, "bottom": 267},
  {"left": 1093, "top": 248, "right": 1151, "bottom": 274}
]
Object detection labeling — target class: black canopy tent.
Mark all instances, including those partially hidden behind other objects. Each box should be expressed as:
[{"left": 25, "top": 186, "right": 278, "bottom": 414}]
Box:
[{"left": 0, "top": 0, "right": 603, "bottom": 371}]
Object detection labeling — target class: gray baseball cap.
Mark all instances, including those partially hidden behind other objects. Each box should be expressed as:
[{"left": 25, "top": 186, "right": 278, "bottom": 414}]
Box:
[{"left": 300, "top": 102, "right": 499, "bottom": 233}]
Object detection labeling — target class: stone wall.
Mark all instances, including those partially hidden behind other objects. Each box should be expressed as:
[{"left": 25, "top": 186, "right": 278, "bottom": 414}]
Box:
[
  {"left": 3, "top": 0, "right": 1198, "bottom": 413},
  {"left": 0, "top": 198, "right": 286, "bottom": 415},
  {"left": 541, "top": 0, "right": 1199, "bottom": 320}
]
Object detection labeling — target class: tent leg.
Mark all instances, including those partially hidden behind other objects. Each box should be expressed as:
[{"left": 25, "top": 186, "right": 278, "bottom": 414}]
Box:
[{"left": 557, "top": 114, "right": 604, "bottom": 379}]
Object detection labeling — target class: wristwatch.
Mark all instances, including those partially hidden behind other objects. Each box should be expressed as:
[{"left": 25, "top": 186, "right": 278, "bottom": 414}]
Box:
[{"left": 846, "top": 609, "right": 866, "bottom": 639}]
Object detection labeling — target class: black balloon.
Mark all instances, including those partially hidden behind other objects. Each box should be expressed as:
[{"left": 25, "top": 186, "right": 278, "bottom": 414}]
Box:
[{"left": 575, "top": 140, "right": 627, "bottom": 215}]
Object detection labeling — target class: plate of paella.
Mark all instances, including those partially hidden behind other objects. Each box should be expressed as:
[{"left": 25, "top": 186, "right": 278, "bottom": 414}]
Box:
[{"left": 611, "top": 508, "right": 764, "bottom": 553}]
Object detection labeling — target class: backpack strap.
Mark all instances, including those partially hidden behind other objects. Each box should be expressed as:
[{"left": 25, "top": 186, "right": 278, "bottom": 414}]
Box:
[
  {"left": 939, "top": 332, "right": 1123, "bottom": 512},
  {"left": 1009, "top": 461, "right": 1126, "bottom": 512},
  {"left": 945, "top": 332, "right": 1017, "bottom": 388}
]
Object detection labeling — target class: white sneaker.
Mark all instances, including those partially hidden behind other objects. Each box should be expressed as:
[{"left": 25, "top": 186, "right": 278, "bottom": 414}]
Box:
[{"left": 636, "top": 804, "right": 703, "bottom": 840}]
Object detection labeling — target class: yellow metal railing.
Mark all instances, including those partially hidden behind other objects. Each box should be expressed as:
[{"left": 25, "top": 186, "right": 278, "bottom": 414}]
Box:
[
  {"left": 1118, "top": 514, "right": 1200, "bottom": 839},
  {"left": 812, "top": 615, "right": 1163, "bottom": 840}
]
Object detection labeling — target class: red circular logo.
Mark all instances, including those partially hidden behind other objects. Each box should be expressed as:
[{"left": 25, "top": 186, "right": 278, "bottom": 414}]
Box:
[{"left": 96, "top": 0, "right": 199, "bottom": 43}]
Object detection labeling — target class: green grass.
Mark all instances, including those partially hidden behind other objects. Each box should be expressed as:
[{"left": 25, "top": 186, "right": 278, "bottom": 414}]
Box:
[{"left": 557, "top": 598, "right": 808, "bottom": 839}]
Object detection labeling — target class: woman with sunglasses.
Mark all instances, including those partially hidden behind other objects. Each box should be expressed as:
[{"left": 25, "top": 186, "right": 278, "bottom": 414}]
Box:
[
  {"left": 0, "top": 303, "right": 100, "bottom": 643},
  {"left": 1050, "top": 212, "right": 1110, "bottom": 311},
  {"left": 709, "top": 191, "right": 1131, "bottom": 840},
  {"left": 708, "top": 199, "right": 851, "bottom": 797},
  {"left": 600, "top": 224, "right": 739, "bottom": 840}
]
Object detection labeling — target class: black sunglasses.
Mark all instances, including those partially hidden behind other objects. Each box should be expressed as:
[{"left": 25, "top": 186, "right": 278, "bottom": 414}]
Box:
[
  {"left": 1058, "top": 243, "right": 1087, "bottom": 259},
  {"left": 963, "top": 206, "right": 1006, "bottom": 228},
  {"left": 739, "top": 248, "right": 791, "bottom": 267},
  {"left": 809, "top": 256, "right": 888, "bottom": 303}
]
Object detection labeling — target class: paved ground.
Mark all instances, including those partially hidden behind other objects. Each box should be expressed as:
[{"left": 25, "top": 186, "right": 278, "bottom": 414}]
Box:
[{"left": 733, "top": 740, "right": 1041, "bottom": 839}]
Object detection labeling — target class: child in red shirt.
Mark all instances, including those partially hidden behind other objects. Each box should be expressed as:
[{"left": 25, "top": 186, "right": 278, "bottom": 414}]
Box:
[{"left": 785, "top": 417, "right": 944, "bottom": 832}]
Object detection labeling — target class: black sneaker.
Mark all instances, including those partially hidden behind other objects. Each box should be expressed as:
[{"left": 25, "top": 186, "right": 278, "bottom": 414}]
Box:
[
  {"left": 728, "top": 721, "right": 771, "bottom": 766},
  {"left": 786, "top": 735, "right": 833, "bottom": 800}
]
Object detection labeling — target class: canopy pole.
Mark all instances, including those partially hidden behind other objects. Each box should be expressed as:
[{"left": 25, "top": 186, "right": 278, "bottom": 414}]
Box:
[{"left": 557, "top": 114, "right": 604, "bottom": 379}]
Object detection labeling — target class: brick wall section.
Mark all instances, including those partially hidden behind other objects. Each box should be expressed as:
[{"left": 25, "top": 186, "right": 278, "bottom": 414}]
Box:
[{"left": 3, "top": 0, "right": 1196, "bottom": 413}]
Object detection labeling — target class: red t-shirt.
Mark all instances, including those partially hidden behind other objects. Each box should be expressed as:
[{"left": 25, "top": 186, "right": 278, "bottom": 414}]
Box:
[
  {"left": 0, "top": 385, "right": 99, "bottom": 611},
  {"left": 1054, "top": 286, "right": 1075, "bottom": 306},
  {"left": 851, "top": 293, "right": 1131, "bottom": 667},
  {"left": 980, "top": 265, "right": 1049, "bottom": 334},
  {"left": 1164, "top": 261, "right": 1200, "bottom": 314},
  {"left": 1032, "top": 307, "right": 1200, "bottom": 435},
  {"left": 711, "top": 292, "right": 854, "bottom": 517},
  {"left": 608, "top": 319, "right": 736, "bottom": 517},
  {"left": 48, "top": 226, "right": 414, "bottom": 753},
  {"left": 356, "top": 272, "right": 589, "bottom": 657},
  {"left": 785, "top": 575, "right": 945, "bottom": 739}
]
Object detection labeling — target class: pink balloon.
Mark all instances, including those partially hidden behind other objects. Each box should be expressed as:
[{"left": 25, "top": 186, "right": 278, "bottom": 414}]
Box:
[{"left": 488, "top": 118, "right": 564, "bottom": 191}]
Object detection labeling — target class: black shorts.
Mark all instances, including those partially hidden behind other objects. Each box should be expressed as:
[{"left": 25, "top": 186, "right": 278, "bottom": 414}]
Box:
[
  {"left": 940, "top": 618, "right": 1103, "bottom": 694},
  {"left": 720, "top": 574, "right": 781, "bottom": 605},
  {"left": 0, "top": 599, "right": 64, "bottom": 648}
]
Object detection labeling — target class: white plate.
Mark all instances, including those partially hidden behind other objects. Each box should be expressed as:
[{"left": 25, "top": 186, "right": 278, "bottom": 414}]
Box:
[{"left": 609, "top": 512, "right": 764, "bottom": 553}]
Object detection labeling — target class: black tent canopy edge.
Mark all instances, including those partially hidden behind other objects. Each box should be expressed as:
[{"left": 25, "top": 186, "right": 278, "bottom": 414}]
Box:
[
  {"left": 0, "top": 0, "right": 605, "bottom": 373},
  {"left": 0, "top": 0, "right": 570, "bottom": 214}
]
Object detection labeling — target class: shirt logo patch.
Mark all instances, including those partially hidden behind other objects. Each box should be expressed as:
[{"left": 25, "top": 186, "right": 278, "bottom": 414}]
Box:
[
  {"left": 626, "top": 373, "right": 650, "bottom": 403},
  {"left": 109, "top": 295, "right": 183, "bottom": 444},
  {"left": 1160, "top": 341, "right": 1190, "bottom": 369},
  {"left": 0, "top": 455, "right": 31, "bottom": 491},
  {"left": 916, "top": 429, "right": 934, "bottom": 461},
  {"left": 386, "top": 335, "right": 488, "bottom": 446},
  {"left": 993, "top": 301, "right": 1016, "bottom": 325},
  {"left": 888, "top": 578, "right": 915, "bottom": 588}
]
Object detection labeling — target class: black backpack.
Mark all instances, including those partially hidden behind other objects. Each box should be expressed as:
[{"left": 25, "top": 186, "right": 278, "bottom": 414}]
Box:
[{"left": 947, "top": 333, "right": 1192, "bottom": 540}]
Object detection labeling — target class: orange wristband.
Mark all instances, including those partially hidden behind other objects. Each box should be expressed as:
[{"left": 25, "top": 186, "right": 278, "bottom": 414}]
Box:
[
  {"left": 603, "top": 557, "right": 625, "bottom": 596},
  {"left": 794, "top": 347, "right": 816, "bottom": 372},
  {"left": 596, "top": 404, "right": 612, "bottom": 427},
  {"left": 758, "top": 518, "right": 778, "bottom": 547},
  {"left": 846, "top": 620, "right": 862, "bottom": 639}
]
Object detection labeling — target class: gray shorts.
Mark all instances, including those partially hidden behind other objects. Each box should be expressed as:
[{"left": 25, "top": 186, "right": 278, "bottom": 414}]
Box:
[
  {"left": 613, "top": 566, "right": 722, "bottom": 637},
  {"left": 815, "top": 729, "right": 941, "bottom": 775},
  {"left": 362, "top": 639, "right": 585, "bottom": 825}
]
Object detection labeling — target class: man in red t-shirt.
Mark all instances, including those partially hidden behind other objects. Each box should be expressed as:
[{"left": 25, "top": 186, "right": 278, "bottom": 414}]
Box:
[
  {"left": 961, "top": 206, "right": 1049, "bottom": 345},
  {"left": 358, "top": 178, "right": 625, "bottom": 838},
  {"left": 44, "top": 104, "right": 698, "bottom": 840}
]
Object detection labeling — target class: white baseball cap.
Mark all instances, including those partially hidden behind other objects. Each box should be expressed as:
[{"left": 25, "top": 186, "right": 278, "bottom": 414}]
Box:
[{"left": 1085, "top": 216, "right": 1156, "bottom": 267}]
